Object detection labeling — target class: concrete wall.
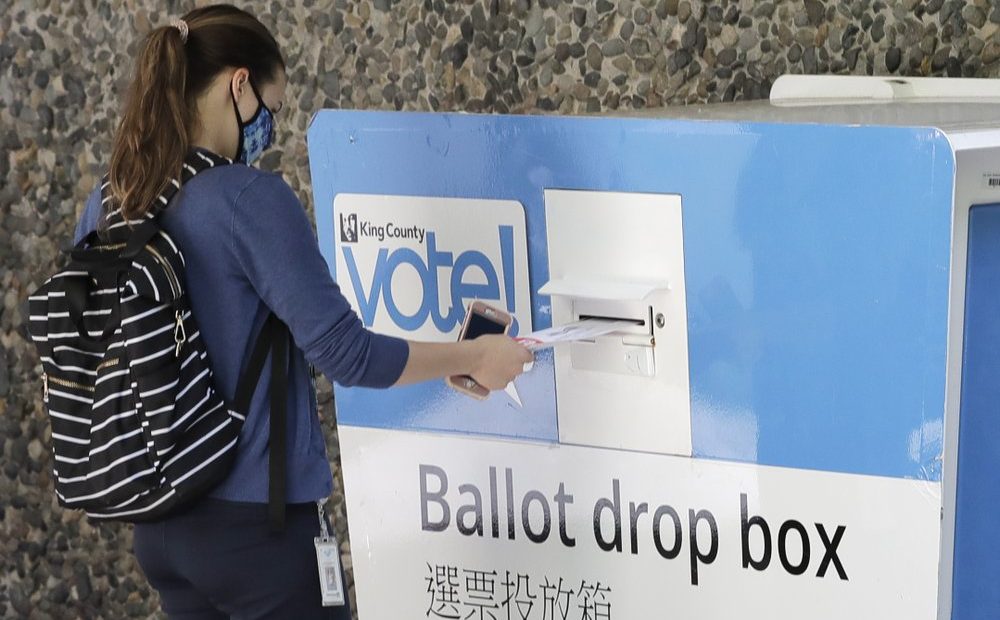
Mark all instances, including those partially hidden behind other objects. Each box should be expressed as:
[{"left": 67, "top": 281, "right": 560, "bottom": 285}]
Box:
[{"left": 2, "top": 0, "right": 999, "bottom": 616}]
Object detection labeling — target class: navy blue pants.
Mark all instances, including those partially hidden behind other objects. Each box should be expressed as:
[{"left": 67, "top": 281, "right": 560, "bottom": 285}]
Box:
[{"left": 133, "top": 499, "right": 352, "bottom": 619}]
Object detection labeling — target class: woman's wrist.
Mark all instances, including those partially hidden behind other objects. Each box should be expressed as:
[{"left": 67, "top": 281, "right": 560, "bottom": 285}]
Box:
[{"left": 459, "top": 338, "right": 485, "bottom": 379}]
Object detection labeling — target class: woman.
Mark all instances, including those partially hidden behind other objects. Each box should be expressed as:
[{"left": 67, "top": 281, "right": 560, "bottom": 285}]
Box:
[{"left": 73, "top": 5, "right": 532, "bottom": 618}]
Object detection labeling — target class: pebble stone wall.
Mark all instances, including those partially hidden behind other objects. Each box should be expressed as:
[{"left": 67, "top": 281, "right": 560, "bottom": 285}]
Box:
[{"left": 2, "top": 0, "right": 1000, "bottom": 617}]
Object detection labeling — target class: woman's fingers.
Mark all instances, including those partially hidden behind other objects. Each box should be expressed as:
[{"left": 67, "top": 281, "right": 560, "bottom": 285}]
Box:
[{"left": 470, "top": 335, "right": 533, "bottom": 390}]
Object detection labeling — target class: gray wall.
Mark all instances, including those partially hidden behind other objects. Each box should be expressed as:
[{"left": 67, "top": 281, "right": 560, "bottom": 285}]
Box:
[{"left": 2, "top": 0, "right": 998, "bottom": 616}]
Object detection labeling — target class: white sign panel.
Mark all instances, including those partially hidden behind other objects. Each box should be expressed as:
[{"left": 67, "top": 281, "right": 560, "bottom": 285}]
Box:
[
  {"left": 333, "top": 194, "right": 532, "bottom": 340},
  {"left": 340, "top": 426, "right": 941, "bottom": 619}
]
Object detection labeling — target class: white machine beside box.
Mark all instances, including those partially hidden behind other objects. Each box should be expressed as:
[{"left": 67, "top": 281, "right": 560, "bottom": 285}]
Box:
[{"left": 540, "top": 189, "right": 690, "bottom": 456}]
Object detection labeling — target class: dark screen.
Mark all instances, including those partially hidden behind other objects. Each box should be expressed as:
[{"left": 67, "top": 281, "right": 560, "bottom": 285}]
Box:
[{"left": 464, "top": 312, "right": 507, "bottom": 340}]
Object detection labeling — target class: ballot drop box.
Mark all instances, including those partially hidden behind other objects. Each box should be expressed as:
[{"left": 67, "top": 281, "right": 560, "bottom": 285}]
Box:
[{"left": 306, "top": 76, "right": 1000, "bottom": 619}]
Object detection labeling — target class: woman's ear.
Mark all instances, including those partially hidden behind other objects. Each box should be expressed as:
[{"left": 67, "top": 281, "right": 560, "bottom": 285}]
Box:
[{"left": 230, "top": 67, "right": 251, "bottom": 100}]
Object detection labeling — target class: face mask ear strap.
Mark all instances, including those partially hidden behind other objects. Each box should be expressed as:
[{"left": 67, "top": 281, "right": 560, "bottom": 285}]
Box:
[
  {"left": 248, "top": 77, "right": 269, "bottom": 112},
  {"left": 231, "top": 84, "right": 247, "bottom": 163},
  {"left": 248, "top": 77, "right": 276, "bottom": 146},
  {"left": 239, "top": 77, "right": 267, "bottom": 130}
]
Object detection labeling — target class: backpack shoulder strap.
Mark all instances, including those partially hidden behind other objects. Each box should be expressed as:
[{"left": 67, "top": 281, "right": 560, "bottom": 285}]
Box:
[
  {"left": 94, "top": 149, "right": 235, "bottom": 242},
  {"left": 232, "top": 312, "right": 291, "bottom": 533}
]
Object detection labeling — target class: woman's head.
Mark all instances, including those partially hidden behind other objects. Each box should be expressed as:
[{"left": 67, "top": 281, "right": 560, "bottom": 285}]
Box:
[{"left": 108, "top": 4, "right": 286, "bottom": 221}]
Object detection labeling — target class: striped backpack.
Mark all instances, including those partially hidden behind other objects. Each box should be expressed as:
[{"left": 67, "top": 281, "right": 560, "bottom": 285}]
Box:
[{"left": 28, "top": 150, "right": 290, "bottom": 529}]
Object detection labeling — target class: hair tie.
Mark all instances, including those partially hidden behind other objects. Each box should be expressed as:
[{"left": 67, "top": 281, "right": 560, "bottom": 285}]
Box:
[{"left": 170, "top": 18, "right": 189, "bottom": 43}]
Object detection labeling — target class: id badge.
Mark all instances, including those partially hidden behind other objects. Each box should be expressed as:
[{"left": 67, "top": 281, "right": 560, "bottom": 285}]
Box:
[
  {"left": 314, "top": 500, "right": 346, "bottom": 607},
  {"left": 314, "top": 536, "right": 346, "bottom": 607}
]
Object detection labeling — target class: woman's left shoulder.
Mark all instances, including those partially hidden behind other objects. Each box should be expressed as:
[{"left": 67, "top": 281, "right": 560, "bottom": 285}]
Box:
[
  {"left": 190, "top": 162, "right": 298, "bottom": 213},
  {"left": 232, "top": 166, "right": 300, "bottom": 209}
]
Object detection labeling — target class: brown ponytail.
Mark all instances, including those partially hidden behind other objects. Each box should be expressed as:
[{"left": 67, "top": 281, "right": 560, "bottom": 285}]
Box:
[
  {"left": 108, "top": 25, "right": 189, "bottom": 222},
  {"left": 107, "top": 5, "right": 284, "bottom": 222}
]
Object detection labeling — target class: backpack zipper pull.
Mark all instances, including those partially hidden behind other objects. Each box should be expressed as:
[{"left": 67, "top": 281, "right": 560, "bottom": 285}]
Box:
[
  {"left": 42, "top": 373, "right": 49, "bottom": 403},
  {"left": 174, "top": 310, "right": 186, "bottom": 357}
]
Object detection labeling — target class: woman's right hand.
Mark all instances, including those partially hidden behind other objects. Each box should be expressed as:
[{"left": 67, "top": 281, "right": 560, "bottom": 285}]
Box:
[{"left": 467, "top": 334, "right": 534, "bottom": 390}]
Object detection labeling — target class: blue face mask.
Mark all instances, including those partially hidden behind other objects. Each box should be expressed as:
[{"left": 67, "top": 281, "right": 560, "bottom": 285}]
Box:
[{"left": 233, "top": 78, "right": 274, "bottom": 165}]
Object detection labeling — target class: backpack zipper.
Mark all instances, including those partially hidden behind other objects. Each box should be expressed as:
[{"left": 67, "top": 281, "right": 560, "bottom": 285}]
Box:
[
  {"left": 42, "top": 373, "right": 49, "bottom": 403},
  {"left": 173, "top": 310, "right": 186, "bottom": 357},
  {"left": 96, "top": 358, "right": 120, "bottom": 371},
  {"left": 145, "top": 243, "right": 181, "bottom": 300},
  {"left": 95, "top": 242, "right": 127, "bottom": 251},
  {"left": 140, "top": 243, "right": 186, "bottom": 357},
  {"left": 47, "top": 375, "right": 96, "bottom": 392}
]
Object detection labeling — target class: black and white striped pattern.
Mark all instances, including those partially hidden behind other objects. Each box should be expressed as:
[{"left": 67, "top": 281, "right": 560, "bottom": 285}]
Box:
[{"left": 28, "top": 150, "right": 250, "bottom": 522}]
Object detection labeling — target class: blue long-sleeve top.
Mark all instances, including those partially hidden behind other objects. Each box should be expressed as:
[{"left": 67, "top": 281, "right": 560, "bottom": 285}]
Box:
[{"left": 75, "top": 154, "right": 410, "bottom": 503}]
